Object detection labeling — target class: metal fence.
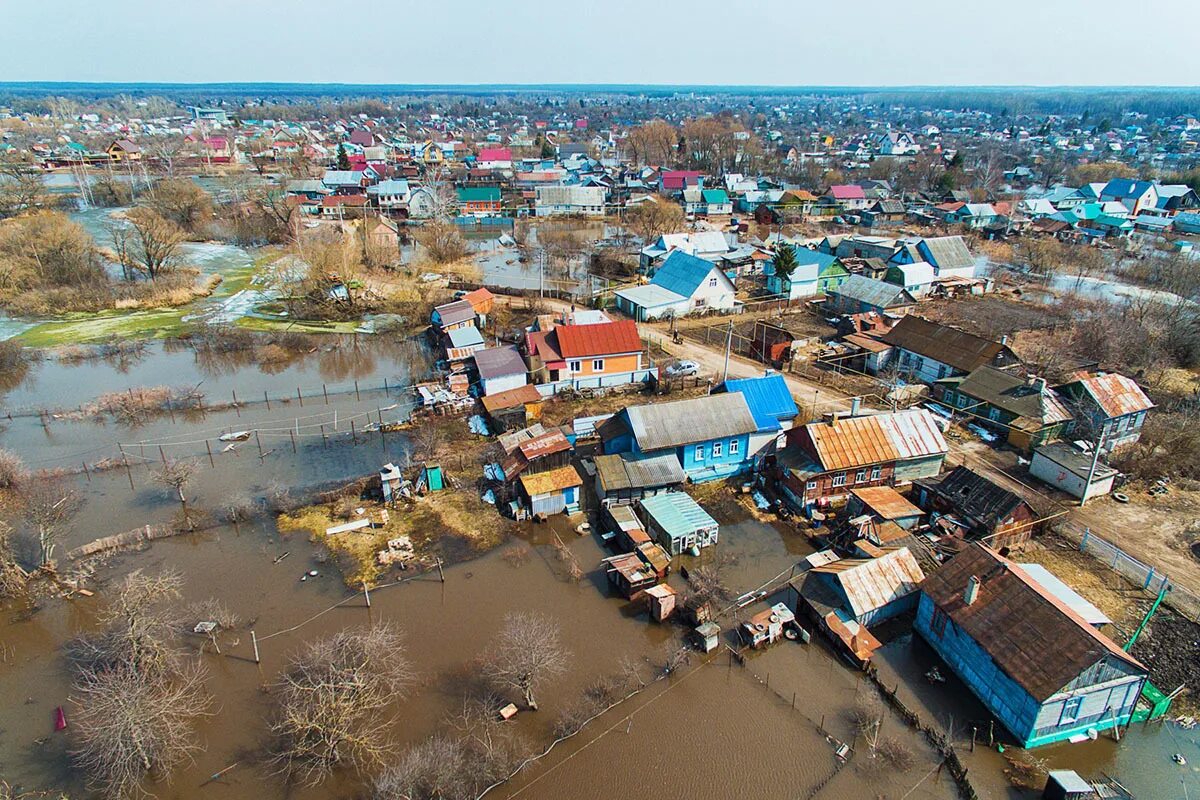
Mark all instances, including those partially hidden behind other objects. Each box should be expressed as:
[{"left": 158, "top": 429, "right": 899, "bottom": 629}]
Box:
[{"left": 1058, "top": 522, "right": 1200, "bottom": 623}]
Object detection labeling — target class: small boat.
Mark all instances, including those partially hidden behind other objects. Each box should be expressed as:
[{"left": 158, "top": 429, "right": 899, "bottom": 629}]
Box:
[
  {"left": 219, "top": 431, "right": 252, "bottom": 443},
  {"left": 54, "top": 706, "right": 68, "bottom": 731}
]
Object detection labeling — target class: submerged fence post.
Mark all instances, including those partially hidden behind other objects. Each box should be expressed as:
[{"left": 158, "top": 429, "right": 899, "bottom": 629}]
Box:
[
  {"left": 251, "top": 630, "right": 260, "bottom": 664},
  {"left": 206, "top": 440, "right": 215, "bottom": 468}
]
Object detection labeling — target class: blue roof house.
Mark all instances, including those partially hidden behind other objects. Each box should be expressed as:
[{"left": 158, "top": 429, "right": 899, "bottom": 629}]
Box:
[
  {"left": 597, "top": 393, "right": 758, "bottom": 482},
  {"left": 714, "top": 373, "right": 800, "bottom": 457},
  {"left": 614, "top": 250, "right": 736, "bottom": 321}
]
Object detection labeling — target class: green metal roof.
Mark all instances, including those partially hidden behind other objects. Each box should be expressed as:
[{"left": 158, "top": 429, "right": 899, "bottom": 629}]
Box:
[
  {"left": 639, "top": 492, "right": 718, "bottom": 536},
  {"left": 457, "top": 187, "right": 501, "bottom": 202}
]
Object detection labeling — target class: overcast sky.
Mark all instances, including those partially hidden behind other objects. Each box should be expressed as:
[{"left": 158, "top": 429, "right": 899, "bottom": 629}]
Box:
[{"left": 4, "top": 0, "right": 1199, "bottom": 86}]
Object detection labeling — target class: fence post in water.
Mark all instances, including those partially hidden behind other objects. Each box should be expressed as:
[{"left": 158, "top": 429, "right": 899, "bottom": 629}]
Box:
[
  {"left": 383, "top": 378, "right": 389, "bottom": 396},
  {"left": 437, "top": 558, "right": 445, "bottom": 583},
  {"left": 355, "top": 380, "right": 360, "bottom": 401},
  {"left": 206, "top": 440, "right": 215, "bottom": 468},
  {"left": 289, "top": 429, "right": 297, "bottom": 454},
  {"left": 167, "top": 398, "right": 175, "bottom": 424},
  {"left": 158, "top": 445, "right": 167, "bottom": 465},
  {"left": 363, "top": 582, "right": 371, "bottom": 608},
  {"left": 232, "top": 390, "right": 240, "bottom": 417},
  {"left": 320, "top": 424, "right": 327, "bottom": 448},
  {"left": 82, "top": 460, "right": 91, "bottom": 482},
  {"left": 255, "top": 430, "right": 263, "bottom": 457},
  {"left": 351, "top": 420, "right": 357, "bottom": 444},
  {"left": 123, "top": 456, "right": 134, "bottom": 492},
  {"left": 323, "top": 384, "right": 329, "bottom": 404},
  {"left": 251, "top": 630, "right": 260, "bottom": 664},
  {"left": 264, "top": 390, "right": 271, "bottom": 410},
  {"left": 970, "top": 726, "right": 976, "bottom": 752},
  {"left": 296, "top": 387, "right": 303, "bottom": 407}
]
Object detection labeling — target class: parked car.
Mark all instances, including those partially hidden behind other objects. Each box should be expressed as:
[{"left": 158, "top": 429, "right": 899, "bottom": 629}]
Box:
[{"left": 664, "top": 360, "right": 699, "bottom": 378}]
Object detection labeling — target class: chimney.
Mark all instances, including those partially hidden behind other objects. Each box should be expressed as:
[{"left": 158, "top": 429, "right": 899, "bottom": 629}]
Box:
[
  {"left": 1000, "top": 334, "right": 1008, "bottom": 346},
  {"left": 850, "top": 397, "right": 862, "bottom": 416},
  {"left": 964, "top": 575, "right": 981, "bottom": 606},
  {"left": 829, "top": 412, "right": 839, "bottom": 427}
]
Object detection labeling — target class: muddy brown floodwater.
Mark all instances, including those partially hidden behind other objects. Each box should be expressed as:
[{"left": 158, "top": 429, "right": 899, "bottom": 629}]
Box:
[{"left": 0, "top": 342, "right": 1195, "bottom": 800}]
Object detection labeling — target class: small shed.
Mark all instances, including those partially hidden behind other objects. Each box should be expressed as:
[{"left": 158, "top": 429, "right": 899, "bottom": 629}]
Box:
[
  {"left": 481, "top": 384, "right": 544, "bottom": 433},
  {"left": 740, "top": 602, "right": 796, "bottom": 648},
  {"left": 594, "top": 451, "right": 686, "bottom": 507},
  {"left": 645, "top": 584, "right": 678, "bottom": 622},
  {"left": 445, "top": 326, "right": 485, "bottom": 362},
  {"left": 605, "top": 552, "right": 659, "bottom": 598},
  {"left": 638, "top": 492, "right": 720, "bottom": 556},
  {"left": 694, "top": 622, "right": 721, "bottom": 653},
  {"left": 518, "top": 465, "right": 584, "bottom": 517},
  {"left": 474, "top": 345, "right": 528, "bottom": 397},
  {"left": 1042, "top": 770, "right": 1097, "bottom": 800},
  {"left": 1030, "top": 443, "right": 1117, "bottom": 502}
]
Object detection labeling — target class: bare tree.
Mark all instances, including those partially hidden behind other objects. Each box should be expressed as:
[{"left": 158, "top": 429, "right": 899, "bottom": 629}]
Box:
[
  {"left": 71, "top": 662, "right": 210, "bottom": 799},
  {"left": 125, "top": 208, "right": 186, "bottom": 280},
  {"left": 68, "top": 569, "right": 210, "bottom": 799},
  {"left": 21, "top": 480, "right": 82, "bottom": 567},
  {"left": 153, "top": 458, "right": 198, "bottom": 506},
  {"left": 270, "top": 625, "right": 415, "bottom": 786},
  {"left": 624, "top": 200, "right": 685, "bottom": 245},
  {"left": 484, "top": 612, "right": 568, "bottom": 710},
  {"left": 0, "top": 448, "right": 25, "bottom": 490},
  {"left": 0, "top": 521, "right": 29, "bottom": 598}
]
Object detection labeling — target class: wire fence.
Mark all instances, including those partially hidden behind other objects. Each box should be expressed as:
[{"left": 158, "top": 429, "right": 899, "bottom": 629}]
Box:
[{"left": 1058, "top": 521, "right": 1200, "bottom": 623}]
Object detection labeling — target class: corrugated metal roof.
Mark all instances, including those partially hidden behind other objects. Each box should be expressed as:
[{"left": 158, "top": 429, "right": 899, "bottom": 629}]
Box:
[
  {"left": 474, "top": 345, "right": 527, "bottom": 380},
  {"left": 481, "top": 384, "right": 543, "bottom": 413},
  {"left": 446, "top": 326, "right": 484, "bottom": 348},
  {"left": 517, "top": 429, "right": 571, "bottom": 460},
  {"left": 639, "top": 492, "right": 718, "bottom": 537},
  {"left": 1018, "top": 564, "right": 1111, "bottom": 628},
  {"left": 805, "top": 408, "right": 948, "bottom": 471},
  {"left": 956, "top": 366, "right": 1073, "bottom": 424},
  {"left": 1072, "top": 372, "right": 1155, "bottom": 418},
  {"left": 555, "top": 320, "right": 642, "bottom": 359},
  {"left": 595, "top": 452, "right": 686, "bottom": 493},
  {"left": 883, "top": 316, "right": 1009, "bottom": 373},
  {"left": 519, "top": 464, "right": 583, "bottom": 496},
  {"left": 850, "top": 486, "right": 923, "bottom": 520},
  {"left": 717, "top": 374, "right": 799, "bottom": 433},
  {"left": 613, "top": 284, "right": 686, "bottom": 309},
  {"left": 811, "top": 547, "right": 925, "bottom": 619},
  {"left": 918, "top": 236, "right": 974, "bottom": 271},
  {"left": 627, "top": 393, "right": 758, "bottom": 452},
  {"left": 651, "top": 250, "right": 722, "bottom": 298},
  {"left": 921, "top": 544, "right": 1144, "bottom": 702},
  {"left": 435, "top": 299, "right": 477, "bottom": 326},
  {"left": 828, "top": 274, "right": 914, "bottom": 309}
]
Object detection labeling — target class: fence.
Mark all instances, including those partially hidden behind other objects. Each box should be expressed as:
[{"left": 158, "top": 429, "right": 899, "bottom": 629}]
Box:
[{"left": 1058, "top": 522, "right": 1200, "bottom": 623}]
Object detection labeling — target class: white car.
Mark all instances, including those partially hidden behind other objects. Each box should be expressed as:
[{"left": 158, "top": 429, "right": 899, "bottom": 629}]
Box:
[{"left": 664, "top": 360, "right": 700, "bottom": 378}]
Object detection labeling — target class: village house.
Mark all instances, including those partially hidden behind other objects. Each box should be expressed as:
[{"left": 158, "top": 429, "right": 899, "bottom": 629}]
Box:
[
  {"left": 480, "top": 384, "right": 544, "bottom": 433},
  {"left": 791, "top": 547, "right": 925, "bottom": 663},
  {"left": 1057, "top": 371, "right": 1154, "bottom": 450},
  {"left": 878, "top": 316, "right": 1020, "bottom": 383},
  {"left": 1029, "top": 442, "right": 1118, "bottom": 502},
  {"left": 778, "top": 408, "right": 948, "bottom": 513},
  {"left": 475, "top": 146, "right": 513, "bottom": 171},
  {"left": 825, "top": 184, "right": 871, "bottom": 212},
  {"left": 546, "top": 320, "right": 653, "bottom": 390},
  {"left": 712, "top": 373, "right": 799, "bottom": 458},
  {"left": 599, "top": 392, "right": 758, "bottom": 482},
  {"left": 823, "top": 275, "right": 917, "bottom": 317},
  {"left": 913, "top": 466, "right": 1038, "bottom": 549},
  {"left": 614, "top": 250, "right": 737, "bottom": 321},
  {"left": 431, "top": 298, "right": 479, "bottom": 333},
  {"left": 889, "top": 235, "right": 977, "bottom": 281},
  {"left": 935, "top": 366, "right": 1073, "bottom": 451},
  {"left": 535, "top": 185, "right": 606, "bottom": 216},
  {"left": 765, "top": 250, "right": 849, "bottom": 301},
  {"left": 106, "top": 139, "right": 141, "bottom": 162},
  {"left": 517, "top": 465, "right": 584, "bottom": 518},
  {"left": 593, "top": 451, "right": 686, "bottom": 507},
  {"left": 367, "top": 179, "right": 411, "bottom": 213},
  {"left": 639, "top": 230, "right": 735, "bottom": 272},
  {"left": 457, "top": 187, "right": 502, "bottom": 217},
  {"left": 638, "top": 491, "right": 720, "bottom": 556},
  {"left": 916, "top": 544, "right": 1148, "bottom": 748},
  {"left": 473, "top": 345, "right": 528, "bottom": 397}
]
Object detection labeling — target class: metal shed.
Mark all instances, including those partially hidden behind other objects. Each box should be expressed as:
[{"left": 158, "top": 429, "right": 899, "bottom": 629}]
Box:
[{"left": 638, "top": 492, "right": 719, "bottom": 556}]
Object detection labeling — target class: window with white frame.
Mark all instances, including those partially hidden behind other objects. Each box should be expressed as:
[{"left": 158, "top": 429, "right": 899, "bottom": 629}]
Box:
[
  {"left": 1060, "top": 696, "right": 1083, "bottom": 725},
  {"left": 729, "top": 439, "right": 740, "bottom": 455},
  {"left": 806, "top": 480, "right": 817, "bottom": 490},
  {"left": 831, "top": 472, "right": 847, "bottom": 487},
  {"left": 870, "top": 465, "right": 882, "bottom": 480},
  {"left": 708, "top": 277, "right": 718, "bottom": 287},
  {"left": 568, "top": 360, "right": 581, "bottom": 372},
  {"left": 855, "top": 469, "right": 866, "bottom": 483},
  {"left": 712, "top": 441, "right": 723, "bottom": 458},
  {"left": 592, "top": 359, "right": 605, "bottom": 372},
  {"left": 694, "top": 445, "right": 705, "bottom": 461}
]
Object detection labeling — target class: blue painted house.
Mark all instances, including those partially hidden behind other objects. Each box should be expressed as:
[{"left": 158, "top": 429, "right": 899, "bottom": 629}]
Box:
[
  {"left": 713, "top": 373, "right": 799, "bottom": 457},
  {"left": 765, "top": 250, "right": 849, "bottom": 300},
  {"left": 597, "top": 393, "right": 758, "bottom": 482},
  {"left": 916, "top": 544, "right": 1148, "bottom": 748}
]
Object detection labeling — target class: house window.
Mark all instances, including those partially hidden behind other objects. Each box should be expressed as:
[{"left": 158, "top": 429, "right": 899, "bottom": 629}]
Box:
[
  {"left": 831, "top": 472, "right": 847, "bottom": 487},
  {"left": 805, "top": 480, "right": 818, "bottom": 491},
  {"left": 870, "top": 465, "right": 882, "bottom": 480},
  {"left": 729, "top": 439, "right": 740, "bottom": 455},
  {"left": 1060, "top": 696, "right": 1084, "bottom": 725},
  {"left": 712, "top": 442, "right": 723, "bottom": 458},
  {"left": 931, "top": 607, "right": 949, "bottom": 638},
  {"left": 855, "top": 469, "right": 867, "bottom": 483},
  {"left": 694, "top": 445, "right": 705, "bottom": 461},
  {"left": 592, "top": 359, "right": 605, "bottom": 372},
  {"left": 568, "top": 360, "right": 581, "bottom": 372},
  {"left": 708, "top": 277, "right": 718, "bottom": 287}
]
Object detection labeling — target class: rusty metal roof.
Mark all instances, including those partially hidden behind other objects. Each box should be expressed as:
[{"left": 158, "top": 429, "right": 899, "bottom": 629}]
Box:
[
  {"left": 805, "top": 408, "right": 948, "bottom": 471},
  {"left": 850, "top": 486, "right": 923, "bottom": 521},
  {"left": 882, "top": 316, "right": 1012, "bottom": 373},
  {"left": 920, "top": 543, "right": 1145, "bottom": 702},
  {"left": 811, "top": 546, "right": 925, "bottom": 619},
  {"left": 519, "top": 464, "right": 583, "bottom": 496},
  {"left": 1071, "top": 372, "right": 1155, "bottom": 419},
  {"left": 481, "top": 384, "right": 543, "bottom": 413}
]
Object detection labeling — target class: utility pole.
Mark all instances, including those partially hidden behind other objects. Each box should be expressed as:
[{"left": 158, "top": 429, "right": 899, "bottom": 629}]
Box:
[
  {"left": 722, "top": 319, "right": 733, "bottom": 382},
  {"left": 1080, "top": 419, "right": 1108, "bottom": 507}
]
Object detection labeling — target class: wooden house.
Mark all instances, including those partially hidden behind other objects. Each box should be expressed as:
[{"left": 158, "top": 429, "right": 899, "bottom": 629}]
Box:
[{"left": 913, "top": 466, "right": 1038, "bottom": 549}]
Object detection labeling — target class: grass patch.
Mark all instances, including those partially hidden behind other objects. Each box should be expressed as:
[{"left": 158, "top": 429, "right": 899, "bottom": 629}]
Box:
[
  {"left": 16, "top": 308, "right": 191, "bottom": 347},
  {"left": 278, "top": 487, "right": 510, "bottom": 587},
  {"left": 234, "top": 316, "right": 366, "bottom": 335}
]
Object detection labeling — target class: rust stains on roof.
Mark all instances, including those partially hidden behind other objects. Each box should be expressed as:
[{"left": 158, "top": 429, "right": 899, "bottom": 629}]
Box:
[
  {"left": 519, "top": 464, "right": 583, "bottom": 496},
  {"left": 851, "top": 486, "right": 923, "bottom": 520},
  {"left": 920, "top": 543, "right": 1145, "bottom": 702},
  {"left": 1070, "top": 372, "right": 1155, "bottom": 419},
  {"left": 803, "top": 409, "right": 948, "bottom": 471}
]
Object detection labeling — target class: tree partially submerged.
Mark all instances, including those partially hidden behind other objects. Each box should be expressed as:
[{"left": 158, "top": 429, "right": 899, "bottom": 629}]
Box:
[
  {"left": 270, "top": 624, "right": 415, "bottom": 786},
  {"left": 484, "top": 612, "right": 568, "bottom": 710},
  {"left": 21, "top": 479, "right": 82, "bottom": 567},
  {"left": 125, "top": 207, "right": 187, "bottom": 280}
]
